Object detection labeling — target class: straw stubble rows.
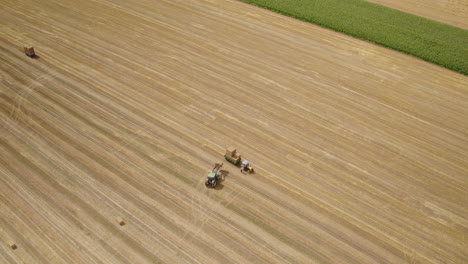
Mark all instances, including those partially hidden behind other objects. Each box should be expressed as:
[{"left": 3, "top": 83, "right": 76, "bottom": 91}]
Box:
[{"left": 0, "top": 0, "right": 466, "bottom": 263}]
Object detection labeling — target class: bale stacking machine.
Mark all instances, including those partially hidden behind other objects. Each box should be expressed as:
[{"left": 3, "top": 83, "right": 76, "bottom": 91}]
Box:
[{"left": 224, "top": 147, "right": 254, "bottom": 173}]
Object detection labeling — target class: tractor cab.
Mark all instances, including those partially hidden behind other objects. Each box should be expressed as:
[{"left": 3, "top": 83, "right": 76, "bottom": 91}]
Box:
[{"left": 207, "top": 172, "right": 217, "bottom": 180}]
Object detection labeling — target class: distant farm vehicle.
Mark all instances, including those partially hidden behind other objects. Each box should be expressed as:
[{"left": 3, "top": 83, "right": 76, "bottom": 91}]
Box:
[
  {"left": 205, "top": 163, "right": 223, "bottom": 188},
  {"left": 240, "top": 160, "right": 254, "bottom": 173},
  {"left": 224, "top": 147, "right": 241, "bottom": 165},
  {"left": 224, "top": 147, "right": 254, "bottom": 173},
  {"left": 23, "top": 45, "right": 35, "bottom": 57}
]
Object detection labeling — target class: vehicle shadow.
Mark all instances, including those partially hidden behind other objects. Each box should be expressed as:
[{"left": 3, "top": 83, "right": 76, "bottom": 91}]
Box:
[
  {"left": 219, "top": 170, "right": 229, "bottom": 180},
  {"left": 214, "top": 182, "right": 224, "bottom": 190}
]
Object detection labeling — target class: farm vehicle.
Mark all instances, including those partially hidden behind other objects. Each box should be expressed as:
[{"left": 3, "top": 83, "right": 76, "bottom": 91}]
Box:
[
  {"left": 205, "top": 163, "right": 223, "bottom": 188},
  {"left": 224, "top": 148, "right": 254, "bottom": 173}
]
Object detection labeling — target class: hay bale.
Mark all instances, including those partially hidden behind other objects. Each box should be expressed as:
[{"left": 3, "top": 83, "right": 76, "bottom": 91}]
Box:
[
  {"left": 9, "top": 243, "right": 17, "bottom": 250},
  {"left": 116, "top": 217, "right": 125, "bottom": 226},
  {"left": 23, "top": 45, "right": 35, "bottom": 57}
]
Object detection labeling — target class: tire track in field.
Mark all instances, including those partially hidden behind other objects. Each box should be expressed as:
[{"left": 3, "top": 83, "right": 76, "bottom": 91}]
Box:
[
  {"left": 9, "top": 70, "right": 57, "bottom": 123},
  {"left": 0, "top": 127, "right": 163, "bottom": 263},
  {"left": 1, "top": 0, "right": 466, "bottom": 263},
  {"left": 0, "top": 82, "right": 249, "bottom": 262}
]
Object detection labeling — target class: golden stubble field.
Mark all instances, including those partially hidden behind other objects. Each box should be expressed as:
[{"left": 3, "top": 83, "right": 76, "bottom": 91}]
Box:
[
  {"left": 366, "top": 0, "right": 468, "bottom": 29},
  {"left": 0, "top": 0, "right": 467, "bottom": 263}
]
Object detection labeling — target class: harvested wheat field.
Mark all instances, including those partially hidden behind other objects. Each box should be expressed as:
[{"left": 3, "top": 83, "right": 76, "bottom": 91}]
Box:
[
  {"left": 366, "top": 0, "right": 468, "bottom": 29},
  {"left": 0, "top": 0, "right": 467, "bottom": 263}
]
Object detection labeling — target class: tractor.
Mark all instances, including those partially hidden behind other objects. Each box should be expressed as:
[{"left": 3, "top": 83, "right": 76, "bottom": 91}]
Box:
[
  {"left": 205, "top": 163, "right": 223, "bottom": 188},
  {"left": 240, "top": 160, "right": 254, "bottom": 173}
]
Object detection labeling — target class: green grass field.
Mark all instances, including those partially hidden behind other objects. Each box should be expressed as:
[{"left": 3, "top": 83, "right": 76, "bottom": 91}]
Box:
[{"left": 240, "top": 0, "right": 468, "bottom": 75}]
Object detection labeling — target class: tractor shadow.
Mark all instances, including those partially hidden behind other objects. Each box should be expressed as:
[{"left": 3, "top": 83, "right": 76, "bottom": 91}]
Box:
[
  {"left": 213, "top": 170, "right": 229, "bottom": 190},
  {"left": 219, "top": 170, "right": 229, "bottom": 180},
  {"left": 248, "top": 169, "right": 255, "bottom": 174},
  {"left": 214, "top": 182, "right": 224, "bottom": 190}
]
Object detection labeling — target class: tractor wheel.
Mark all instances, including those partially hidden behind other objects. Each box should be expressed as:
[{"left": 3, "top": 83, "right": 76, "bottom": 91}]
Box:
[{"left": 213, "top": 181, "right": 217, "bottom": 188}]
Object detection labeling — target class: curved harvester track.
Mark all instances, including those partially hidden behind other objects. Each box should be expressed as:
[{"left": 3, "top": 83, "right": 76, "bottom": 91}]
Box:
[{"left": 0, "top": 0, "right": 467, "bottom": 263}]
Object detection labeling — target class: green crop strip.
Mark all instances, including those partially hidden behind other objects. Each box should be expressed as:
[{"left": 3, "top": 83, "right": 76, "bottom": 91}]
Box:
[{"left": 239, "top": 0, "right": 468, "bottom": 75}]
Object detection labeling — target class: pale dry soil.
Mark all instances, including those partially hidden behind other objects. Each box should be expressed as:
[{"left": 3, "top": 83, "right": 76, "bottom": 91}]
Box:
[
  {"left": 0, "top": 0, "right": 467, "bottom": 263},
  {"left": 366, "top": 0, "right": 468, "bottom": 29}
]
